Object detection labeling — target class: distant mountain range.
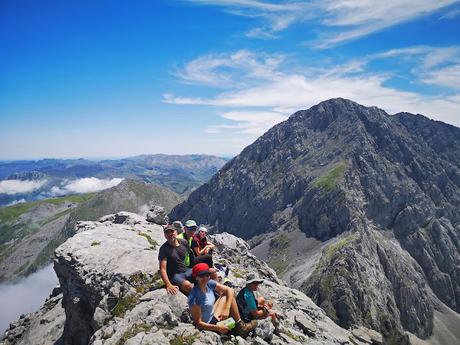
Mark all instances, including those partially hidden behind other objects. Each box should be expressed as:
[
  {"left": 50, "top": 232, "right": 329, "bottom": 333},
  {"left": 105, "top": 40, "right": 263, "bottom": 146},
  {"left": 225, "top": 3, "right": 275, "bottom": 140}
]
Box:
[
  {"left": 0, "top": 179, "right": 180, "bottom": 282},
  {"left": 0, "top": 154, "right": 227, "bottom": 206},
  {"left": 171, "top": 99, "right": 460, "bottom": 345}
]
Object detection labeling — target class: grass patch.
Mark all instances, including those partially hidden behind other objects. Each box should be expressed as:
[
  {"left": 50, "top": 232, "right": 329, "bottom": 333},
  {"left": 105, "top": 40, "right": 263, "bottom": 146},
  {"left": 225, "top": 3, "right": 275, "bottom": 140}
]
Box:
[
  {"left": 169, "top": 332, "right": 199, "bottom": 345},
  {"left": 269, "top": 234, "right": 289, "bottom": 250},
  {"left": 0, "top": 193, "right": 95, "bottom": 225},
  {"left": 268, "top": 256, "right": 289, "bottom": 274},
  {"left": 91, "top": 241, "right": 101, "bottom": 246},
  {"left": 267, "top": 233, "right": 290, "bottom": 274},
  {"left": 282, "top": 329, "right": 306, "bottom": 342},
  {"left": 116, "top": 322, "right": 151, "bottom": 345},
  {"left": 324, "top": 233, "right": 357, "bottom": 260},
  {"left": 39, "top": 208, "right": 73, "bottom": 226},
  {"left": 112, "top": 294, "right": 140, "bottom": 318},
  {"left": 14, "top": 261, "right": 30, "bottom": 275},
  {"left": 232, "top": 268, "right": 244, "bottom": 279},
  {"left": 138, "top": 232, "right": 158, "bottom": 249},
  {"left": 111, "top": 272, "right": 156, "bottom": 316},
  {"left": 313, "top": 163, "right": 347, "bottom": 190}
]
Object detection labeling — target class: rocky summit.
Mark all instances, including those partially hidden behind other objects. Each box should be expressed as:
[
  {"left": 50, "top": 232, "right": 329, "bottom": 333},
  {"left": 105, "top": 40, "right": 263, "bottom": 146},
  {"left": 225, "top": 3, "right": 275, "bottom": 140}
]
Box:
[
  {"left": 2, "top": 211, "right": 382, "bottom": 345},
  {"left": 170, "top": 98, "right": 460, "bottom": 343}
]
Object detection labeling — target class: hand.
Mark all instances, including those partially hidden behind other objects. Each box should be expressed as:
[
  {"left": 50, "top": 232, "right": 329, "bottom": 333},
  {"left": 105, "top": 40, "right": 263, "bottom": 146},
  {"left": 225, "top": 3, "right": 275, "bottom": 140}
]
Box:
[
  {"left": 166, "top": 284, "right": 179, "bottom": 295},
  {"left": 216, "top": 324, "right": 229, "bottom": 334},
  {"left": 218, "top": 311, "right": 229, "bottom": 321}
]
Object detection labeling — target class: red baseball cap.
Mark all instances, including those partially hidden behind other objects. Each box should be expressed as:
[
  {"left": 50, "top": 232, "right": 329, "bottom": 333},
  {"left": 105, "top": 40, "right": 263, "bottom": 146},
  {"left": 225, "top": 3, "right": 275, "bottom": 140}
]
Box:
[{"left": 192, "top": 263, "right": 211, "bottom": 279}]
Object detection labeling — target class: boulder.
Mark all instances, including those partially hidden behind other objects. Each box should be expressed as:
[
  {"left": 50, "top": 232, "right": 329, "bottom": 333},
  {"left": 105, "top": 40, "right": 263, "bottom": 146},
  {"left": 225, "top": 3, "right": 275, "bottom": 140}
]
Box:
[{"left": 145, "top": 206, "right": 168, "bottom": 225}]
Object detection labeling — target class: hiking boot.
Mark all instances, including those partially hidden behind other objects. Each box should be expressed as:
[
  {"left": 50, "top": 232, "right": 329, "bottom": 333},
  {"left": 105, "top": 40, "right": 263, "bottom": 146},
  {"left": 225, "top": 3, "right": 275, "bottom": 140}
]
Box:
[{"left": 234, "top": 319, "right": 257, "bottom": 338}]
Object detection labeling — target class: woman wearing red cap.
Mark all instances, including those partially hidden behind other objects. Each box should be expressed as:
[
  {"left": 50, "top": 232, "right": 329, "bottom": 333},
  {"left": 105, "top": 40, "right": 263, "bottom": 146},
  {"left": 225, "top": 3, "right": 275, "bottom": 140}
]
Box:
[{"left": 188, "top": 263, "right": 257, "bottom": 337}]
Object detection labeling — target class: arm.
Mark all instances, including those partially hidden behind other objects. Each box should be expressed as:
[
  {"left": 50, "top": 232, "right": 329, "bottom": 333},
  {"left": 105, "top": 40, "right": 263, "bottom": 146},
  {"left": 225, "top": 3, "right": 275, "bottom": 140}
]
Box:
[
  {"left": 193, "top": 245, "right": 210, "bottom": 256},
  {"left": 190, "top": 305, "right": 229, "bottom": 334},
  {"left": 251, "top": 307, "right": 269, "bottom": 319},
  {"left": 159, "top": 259, "right": 178, "bottom": 295}
]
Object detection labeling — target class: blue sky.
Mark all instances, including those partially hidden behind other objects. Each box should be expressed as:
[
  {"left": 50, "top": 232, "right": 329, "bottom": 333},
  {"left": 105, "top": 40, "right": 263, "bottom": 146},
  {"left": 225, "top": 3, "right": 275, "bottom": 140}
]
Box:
[{"left": 1, "top": 0, "right": 460, "bottom": 159}]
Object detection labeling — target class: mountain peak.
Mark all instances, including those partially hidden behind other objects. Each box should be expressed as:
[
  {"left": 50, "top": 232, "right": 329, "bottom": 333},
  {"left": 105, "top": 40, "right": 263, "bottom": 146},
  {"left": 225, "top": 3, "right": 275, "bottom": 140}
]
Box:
[{"left": 170, "top": 99, "right": 460, "bottom": 343}]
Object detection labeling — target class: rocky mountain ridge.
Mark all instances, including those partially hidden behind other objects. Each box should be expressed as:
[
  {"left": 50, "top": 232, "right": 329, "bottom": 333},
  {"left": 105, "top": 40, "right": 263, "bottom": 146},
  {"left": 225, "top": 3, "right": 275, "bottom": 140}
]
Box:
[
  {"left": 0, "top": 179, "right": 180, "bottom": 282},
  {"left": 0, "top": 154, "right": 227, "bottom": 206},
  {"left": 170, "top": 98, "right": 460, "bottom": 343},
  {"left": 2, "top": 211, "right": 383, "bottom": 345}
]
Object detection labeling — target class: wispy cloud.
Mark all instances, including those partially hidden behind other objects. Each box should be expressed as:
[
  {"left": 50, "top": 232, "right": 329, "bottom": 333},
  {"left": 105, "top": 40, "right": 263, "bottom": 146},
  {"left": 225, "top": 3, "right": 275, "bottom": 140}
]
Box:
[
  {"left": 165, "top": 47, "right": 460, "bottom": 136},
  {"left": 175, "top": 49, "right": 284, "bottom": 87},
  {"left": 368, "top": 46, "right": 460, "bottom": 89},
  {"left": 187, "top": 0, "right": 459, "bottom": 46},
  {"left": 205, "top": 110, "right": 288, "bottom": 135},
  {"left": 50, "top": 177, "right": 124, "bottom": 195},
  {"left": 0, "top": 180, "right": 47, "bottom": 195}
]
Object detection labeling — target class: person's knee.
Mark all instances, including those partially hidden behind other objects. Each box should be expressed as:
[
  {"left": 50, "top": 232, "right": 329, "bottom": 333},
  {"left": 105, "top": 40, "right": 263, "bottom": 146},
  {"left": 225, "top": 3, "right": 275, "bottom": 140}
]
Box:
[{"left": 258, "top": 296, "right": 266, "bottom": 305}]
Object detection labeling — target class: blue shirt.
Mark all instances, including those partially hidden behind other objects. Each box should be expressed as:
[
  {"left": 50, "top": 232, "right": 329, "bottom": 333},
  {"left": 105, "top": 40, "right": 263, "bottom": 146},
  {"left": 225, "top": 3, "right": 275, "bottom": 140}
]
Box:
[
  {"left": 242, "top": 287, "right": 257, "bottom": 313},
  {"left": 188, "top": 279, "right": 217, "bottom": 323},
  {"left": 236, "top": 287, "right": 257, "bottom": 322}
]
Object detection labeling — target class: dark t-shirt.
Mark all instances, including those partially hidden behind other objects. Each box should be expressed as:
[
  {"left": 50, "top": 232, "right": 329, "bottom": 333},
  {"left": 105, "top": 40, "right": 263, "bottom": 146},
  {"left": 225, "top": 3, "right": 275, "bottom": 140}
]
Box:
[{"left": 158, "top": 239, "right": 190, "bottom": 279}]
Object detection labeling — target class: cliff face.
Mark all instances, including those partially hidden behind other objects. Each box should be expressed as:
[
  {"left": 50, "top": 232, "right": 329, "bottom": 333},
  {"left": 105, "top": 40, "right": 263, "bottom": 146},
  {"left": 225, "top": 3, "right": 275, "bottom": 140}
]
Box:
[
  {"left": 170, "top": 98, "right": 460, "bottom": 341},
  {"left": 2, "top": 211, "right": 382, "bottom": 345}
]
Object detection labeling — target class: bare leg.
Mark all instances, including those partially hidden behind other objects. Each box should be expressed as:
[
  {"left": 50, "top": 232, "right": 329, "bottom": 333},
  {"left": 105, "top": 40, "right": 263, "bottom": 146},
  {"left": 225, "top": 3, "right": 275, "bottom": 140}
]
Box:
[
  {"left": 213, "top": 296, "right": 227, "bottom": 318},
  {"left": 229, "top": 296, "right": 242, "bottom": 321}
]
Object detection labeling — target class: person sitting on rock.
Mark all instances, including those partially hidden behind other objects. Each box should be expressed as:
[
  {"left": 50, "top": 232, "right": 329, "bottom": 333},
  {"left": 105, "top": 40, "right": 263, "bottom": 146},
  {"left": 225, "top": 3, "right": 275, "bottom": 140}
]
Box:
[
  {"left": 171, "top": 220, "right": 184, "bottom": 234},
  {"left": 236, "top": 272, "right": 279, "bottom": 326},
  {"left": 177, "top": 219, "right": 197, "bottom": 267},
  {"left": 158, "top": 225, "right": 194, "bottom": 295},
  {"left": 188, "top": 263, "right": 257, "bottom": 337},
  {"left": 192, "top": 226, "right": 215, "bottom": 255},
  {"left": 179, "top": 220, "right": 214, "bottom": 268},
  {"left": 191, "top": 226, "right": 215, "bottom": 266}
]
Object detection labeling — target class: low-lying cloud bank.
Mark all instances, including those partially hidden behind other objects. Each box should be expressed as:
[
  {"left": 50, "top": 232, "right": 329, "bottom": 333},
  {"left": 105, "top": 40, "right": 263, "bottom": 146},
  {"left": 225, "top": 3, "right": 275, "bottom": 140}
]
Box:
[
  {"left": 51, "top": 177, "right": 124, "bottom": 195},
  {"left": 0, "top": 265, "right": 58, "bottom": 333},
  {"left": 0, "top": 179, "right": 47, "bottom": 195}
]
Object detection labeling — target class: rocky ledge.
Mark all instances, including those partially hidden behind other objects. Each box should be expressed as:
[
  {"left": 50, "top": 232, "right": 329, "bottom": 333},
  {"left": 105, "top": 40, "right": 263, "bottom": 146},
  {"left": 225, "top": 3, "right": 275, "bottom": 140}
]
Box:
[{"left": 2, "top": 211, "right": 382, "bottom": 345}]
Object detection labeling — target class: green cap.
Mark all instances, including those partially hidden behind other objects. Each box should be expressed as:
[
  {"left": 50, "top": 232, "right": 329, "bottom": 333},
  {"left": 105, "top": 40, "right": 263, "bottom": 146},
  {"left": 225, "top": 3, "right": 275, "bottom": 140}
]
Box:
[{"left": 185, "top": 220, "right": 197, "bottom": 228}]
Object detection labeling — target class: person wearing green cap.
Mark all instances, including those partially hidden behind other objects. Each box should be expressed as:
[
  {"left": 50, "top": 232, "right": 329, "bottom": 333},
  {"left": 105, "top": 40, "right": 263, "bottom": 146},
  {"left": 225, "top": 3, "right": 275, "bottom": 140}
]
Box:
[{"left": 177, "top": 220, "right": 197, "bottom": 267}]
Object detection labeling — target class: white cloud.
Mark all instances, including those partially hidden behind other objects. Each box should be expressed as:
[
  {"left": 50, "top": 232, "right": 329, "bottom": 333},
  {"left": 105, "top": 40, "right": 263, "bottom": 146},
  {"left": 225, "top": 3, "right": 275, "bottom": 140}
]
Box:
[
  {"left": 4, "top": 199, "right": 27, "bottom": 206},
  {"left": 421, "top": 64, "right": 460, "bottom": 89},
  {"left": 175, "top": 49, "right": 284, "bottom": 87},
  {"left": 51, "top": 177, "right": 124, "bottom": 195},
  {"left": 368, "top": 46, "right": 460, "bottom": 89},
  {"left": 206, "top": 110, "right": 288, "bottom": 135},
  {"left": 0, "top": 180, "right": 47, "bottom": 195},
  {"left": 166, "top": 48, "right": 460, "bottom": 134},
  {"left": 187, "top": 0, "right": 459, "bottom": 46}
]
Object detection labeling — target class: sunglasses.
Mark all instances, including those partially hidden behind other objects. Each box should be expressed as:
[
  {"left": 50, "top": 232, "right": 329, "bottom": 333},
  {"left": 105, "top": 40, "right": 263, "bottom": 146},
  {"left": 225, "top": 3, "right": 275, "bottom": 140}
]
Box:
[
  {"left": 198, "top": 273, "right": 211, "bottom": 278},
  {"left": 186, "top": 227, "right": 197, "bottom": 231}
]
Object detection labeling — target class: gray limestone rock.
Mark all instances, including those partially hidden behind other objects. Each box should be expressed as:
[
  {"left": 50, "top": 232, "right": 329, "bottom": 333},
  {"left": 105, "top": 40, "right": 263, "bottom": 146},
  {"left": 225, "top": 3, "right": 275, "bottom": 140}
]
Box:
[
  {"left": 170, "top": 98, "right": 460, "bottom": 342},
  {"left": 3, "top": 212, "right": 365, "bottom": 345},
  {"left": 145, "top": 205, "right": 169, "bottom": 225}
]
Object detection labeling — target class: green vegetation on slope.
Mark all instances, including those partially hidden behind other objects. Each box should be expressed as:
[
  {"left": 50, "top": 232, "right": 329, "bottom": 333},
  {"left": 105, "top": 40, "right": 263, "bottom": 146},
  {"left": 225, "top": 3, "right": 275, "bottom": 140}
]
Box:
[
  {"left": 313, "top": 163, "right": 347, "bottom": 190},
  {"left": 0, "top": 194, "right": 95, "bottom": 226},
  {"left": 267, "top": 234, "right": 290, "bottom": 274}
]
